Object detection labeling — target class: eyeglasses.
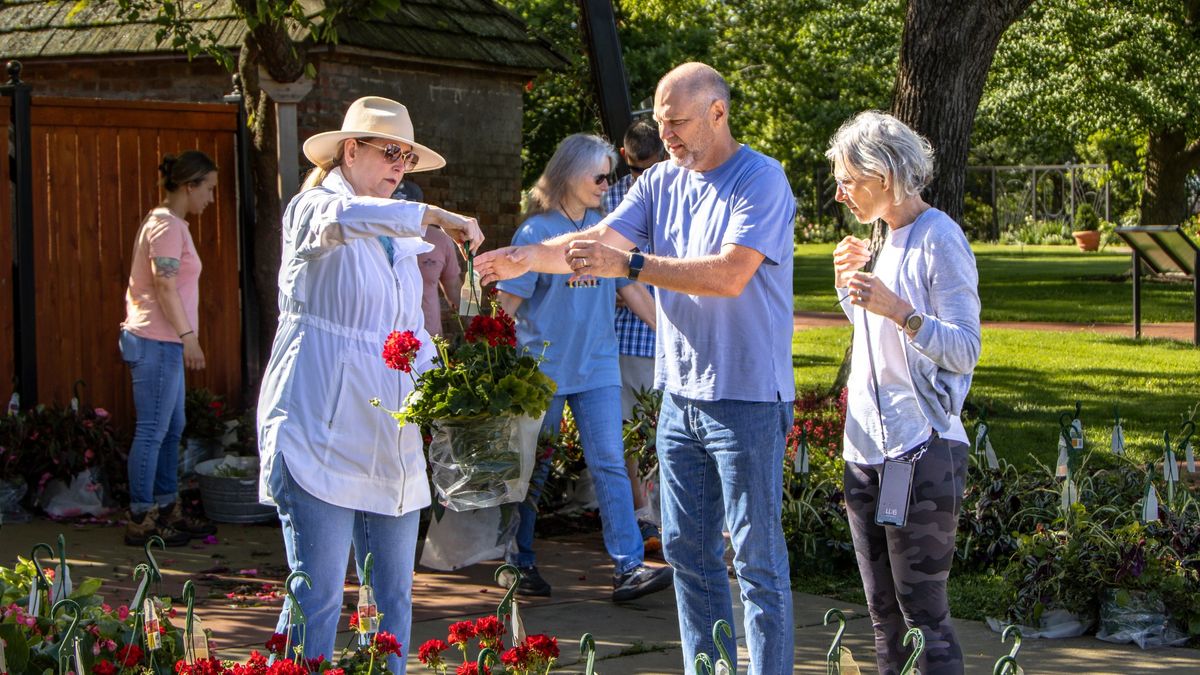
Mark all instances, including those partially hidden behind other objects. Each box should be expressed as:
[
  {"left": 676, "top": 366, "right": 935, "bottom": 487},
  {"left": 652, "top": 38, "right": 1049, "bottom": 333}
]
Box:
[
  {"left": 592, "top": 173, "right": 614, "bottom": 186},
  {"left": 356, "top": 139, "right": 419, "bottom": 170}
]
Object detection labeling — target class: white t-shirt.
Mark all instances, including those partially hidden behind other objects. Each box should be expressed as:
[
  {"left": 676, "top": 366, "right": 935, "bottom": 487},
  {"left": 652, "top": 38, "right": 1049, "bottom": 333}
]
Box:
[{"left": 844, "top": 223, "right": 967, "bottom": 465}]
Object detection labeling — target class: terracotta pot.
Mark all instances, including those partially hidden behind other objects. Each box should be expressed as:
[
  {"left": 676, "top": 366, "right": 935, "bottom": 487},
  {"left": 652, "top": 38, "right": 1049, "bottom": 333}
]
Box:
[{"left": 1072, "top": 230, "right": 1100, "bottom": 251}]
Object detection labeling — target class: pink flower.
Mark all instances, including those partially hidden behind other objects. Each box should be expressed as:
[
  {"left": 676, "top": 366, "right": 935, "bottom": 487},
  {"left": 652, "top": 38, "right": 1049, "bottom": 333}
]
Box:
[
  {"left": 95, "top": 407, "right": 109, "bottom": 418},
  {"left": 117, "top": 605, "right": 130, "bottom": 620}
]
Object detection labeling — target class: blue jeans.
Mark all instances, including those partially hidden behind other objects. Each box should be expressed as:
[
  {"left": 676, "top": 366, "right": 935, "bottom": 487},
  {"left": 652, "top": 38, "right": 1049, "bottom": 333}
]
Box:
[
  {"left": 119, "top": 330, "right": 184, "bottom": 514},
  {"left": 509, "top": 386, "right": 643, "bottom": 575},
  {"left": 269, "top": 454, "right": 418, "bottom": 674},
  {"left": 658, "top": 393, "right": 794, "bottom": 675}
]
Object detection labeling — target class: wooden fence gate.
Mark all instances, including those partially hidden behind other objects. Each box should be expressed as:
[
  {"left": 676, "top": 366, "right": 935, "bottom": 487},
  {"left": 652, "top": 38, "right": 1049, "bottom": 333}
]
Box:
[{"left": 25, "top": 97, "right": 243, "bottom": 429}]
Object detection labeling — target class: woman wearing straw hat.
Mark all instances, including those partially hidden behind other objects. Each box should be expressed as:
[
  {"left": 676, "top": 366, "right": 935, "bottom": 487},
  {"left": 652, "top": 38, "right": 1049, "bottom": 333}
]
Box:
[{"left": 257, "top": 96, "right": 483, "bottom": 671}]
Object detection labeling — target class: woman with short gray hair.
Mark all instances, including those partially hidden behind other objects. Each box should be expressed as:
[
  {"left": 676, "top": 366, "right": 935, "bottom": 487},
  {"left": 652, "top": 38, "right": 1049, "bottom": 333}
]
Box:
[{"left": 828, "top": 111, "right": 981, "bottom": 674}]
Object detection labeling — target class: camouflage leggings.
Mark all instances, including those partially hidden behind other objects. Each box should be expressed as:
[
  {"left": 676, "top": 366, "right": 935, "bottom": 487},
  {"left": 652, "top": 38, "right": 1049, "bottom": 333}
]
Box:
[{"left": 844, "top": 437, "right": 968, "bottom": 675}]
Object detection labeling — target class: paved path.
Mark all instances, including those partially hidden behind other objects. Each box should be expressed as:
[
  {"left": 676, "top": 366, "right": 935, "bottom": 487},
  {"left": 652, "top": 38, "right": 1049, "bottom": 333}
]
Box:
[
  {"left": 795, "top": 311, "right": 1195, "bottom": 342},
  {"left": 1, "top": 519, "right": 1196, "bottom": 672}
]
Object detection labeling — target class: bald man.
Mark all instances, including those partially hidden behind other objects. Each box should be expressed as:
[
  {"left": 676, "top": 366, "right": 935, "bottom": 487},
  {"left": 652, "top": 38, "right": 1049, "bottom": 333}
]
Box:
[{"left": 477, "top": 62, "right": 796, "bottom": 673}]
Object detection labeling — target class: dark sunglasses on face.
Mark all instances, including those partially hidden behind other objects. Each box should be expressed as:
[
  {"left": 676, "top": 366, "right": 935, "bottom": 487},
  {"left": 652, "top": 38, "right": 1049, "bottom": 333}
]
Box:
[
  {"left": 592, "top": 173, "right": 614, "bottom": 186},
  {"left": 356, "top": 139, "right": 419, "bottom": 170}
]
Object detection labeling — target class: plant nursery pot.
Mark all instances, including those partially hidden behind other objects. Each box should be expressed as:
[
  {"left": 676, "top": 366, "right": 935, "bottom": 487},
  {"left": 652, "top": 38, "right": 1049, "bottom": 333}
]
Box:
[
  {"left": 1072, "top": 230, "right": 1100, "bottom": 251},
  {"left": 195, "top": 456, "right": 276, "bottom": 523},
  {"left": 180, "top": 437, "right": 222, "bottom": 476}
]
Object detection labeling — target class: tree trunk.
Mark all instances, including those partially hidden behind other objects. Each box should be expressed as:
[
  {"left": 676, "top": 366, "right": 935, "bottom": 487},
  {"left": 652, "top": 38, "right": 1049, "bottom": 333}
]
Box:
[
  {"left": 1140, "top": 127, "right": 1200, "bottom": 225},
  {"left": 891, "top": 0, "right": 1034, "bottom": 222}
]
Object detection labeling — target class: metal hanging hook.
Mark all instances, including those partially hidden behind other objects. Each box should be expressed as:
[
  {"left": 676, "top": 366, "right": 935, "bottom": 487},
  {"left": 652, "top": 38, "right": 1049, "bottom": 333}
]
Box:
[
  {"left": 477, "top": 646, "right": 499, "bottom": 670},
  {"left": 579, "top": 633, "right": 597, "bottom": 675},
  {"left": 694, "top": 653, "right": 715, "bottom": 675},
  {"left": 30, "top": 541, "right": 54, "bottom": 594},
  {"left": 900, "top": 627, "right": 925, "bottom": 675},
  {"left": 363, "top": 552, "right": 374, "bottom": 587},
  {"left": 144, "top": 535, "right": 165, "bottom": 583},
  {"left": 1002, "top": 624, "right": 1022, "bottom": 660},
  {"left": 494, "top": 563, "right": 522, "bottom": 624},
  {"left": 282, "top": 570, "right": 312, "bottom": 660},
  {"left": 52, "top": 598, "right": 82, "bottom": 675},
  {"left": 1178, "top": 420, "right": 1195, "bottom": 451},
  {"left": 712, "top": 618, "right": 734, "bottom": 669},
  {"left": 993, "top": 654, "right": 1020, "bottom": 675}
]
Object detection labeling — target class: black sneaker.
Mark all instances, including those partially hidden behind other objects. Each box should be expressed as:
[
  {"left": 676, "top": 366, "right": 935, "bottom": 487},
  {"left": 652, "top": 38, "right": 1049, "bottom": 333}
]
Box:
[
  {"left": 499, "top": 565, "right": 552, "bottom": 597},
  {"left": 612, "top": 563, "right": 673, "bottom": 602}
]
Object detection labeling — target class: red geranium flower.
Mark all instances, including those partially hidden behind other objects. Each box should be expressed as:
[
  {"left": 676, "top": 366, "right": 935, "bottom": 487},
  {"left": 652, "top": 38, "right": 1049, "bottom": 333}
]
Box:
[
  {"left": 264, "top": 632, "right": 288, "bottom": 655},
  {"left": 464, "top": 310, "right": 517, "bottom": 348},
  {"left": 174, "top": 657, "right": 229, "bottom": 675},
  {"left": 265, "top": 658, "right": 307, "bottom": 675},
  {"left": 526, "top": 634, "right": 559, "bottom": 660},
  {"left": 474, "top": 615, "right": 504, "bottom": 640},
  {"left": 229, "top": 651, "right": 268, "bottom": 675},
  {"left": 455, "top": 662, "right": 490, "bottom": 675},
  {"left": 348, "top": 611, "right": 359, "bottom": 630},
  {"left": 382, "top": 330, "right": 422, "bottom": 372},
  {"left": 116, "top": 644, "right": 144, "bottom": 667},
  {"left": 419, "top": 638, "right": 450, "bottom": 666},
  {"left": 447, "top": 620, "right": 477, "bottom": 645},
  {"left": 94, "top": 660, "right": 117, "bottom": 675},
  {"left": 501, "top": 645, "right": 530, "bottom": 668},
  {"left": 372, "top": 631, "right": 402, "bottom": 656}
]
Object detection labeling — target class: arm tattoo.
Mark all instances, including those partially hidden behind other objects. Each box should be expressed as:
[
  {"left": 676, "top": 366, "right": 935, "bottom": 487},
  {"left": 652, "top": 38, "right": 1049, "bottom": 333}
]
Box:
[{"left": 153, "top": 257, "right": 181, "bottom": 279}]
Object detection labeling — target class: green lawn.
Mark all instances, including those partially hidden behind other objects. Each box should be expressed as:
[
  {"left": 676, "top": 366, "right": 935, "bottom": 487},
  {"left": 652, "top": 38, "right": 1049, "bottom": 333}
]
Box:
[
  {"left": 794, "top": 243, "right": 1195, "bottom": 323},
  {"left": 793, "top": 327, "right": 1200, "bottom": 468}
]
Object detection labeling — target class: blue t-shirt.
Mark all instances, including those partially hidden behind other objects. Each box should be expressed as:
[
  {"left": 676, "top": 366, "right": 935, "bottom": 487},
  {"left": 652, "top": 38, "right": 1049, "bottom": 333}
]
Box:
[
  {"left": 496, "top": 209, "right": 629, "bottom": 396},
  {"left": 605, "top": 145, "right": 796, "bottom": 403}
]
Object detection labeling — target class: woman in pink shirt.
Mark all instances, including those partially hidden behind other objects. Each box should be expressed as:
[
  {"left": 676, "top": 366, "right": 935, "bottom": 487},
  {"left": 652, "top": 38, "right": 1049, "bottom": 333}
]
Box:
[{"left": 119, "top": 150, "right": 218, "bottom": 547}]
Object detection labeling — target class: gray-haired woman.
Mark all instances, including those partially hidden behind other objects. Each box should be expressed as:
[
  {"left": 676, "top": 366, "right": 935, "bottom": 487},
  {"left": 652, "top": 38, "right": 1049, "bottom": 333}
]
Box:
[
  {"left": 828, "top": 111, "right": 981, "bottom": 675},
  {"left": 494, "top": 133, "right": 672, "bottom": 602}
]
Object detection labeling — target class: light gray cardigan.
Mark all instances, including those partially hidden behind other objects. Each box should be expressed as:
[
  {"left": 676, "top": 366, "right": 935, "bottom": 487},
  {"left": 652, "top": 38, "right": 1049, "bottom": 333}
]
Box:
[{"left": 836, "top": 208, "right": 982, "bottom": 435}]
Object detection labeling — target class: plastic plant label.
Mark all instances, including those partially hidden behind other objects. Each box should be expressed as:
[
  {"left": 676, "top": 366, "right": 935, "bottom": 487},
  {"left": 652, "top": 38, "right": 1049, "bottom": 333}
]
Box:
[
  {"left": 356, "top": 585, "right": 380, "bottom": 645},
  {"left": 715, "top": 661, "right": 733, "bottom": 675},
  {"left": 7, "top": 392, "right": 18, "bottom": 416},
  {"left": 26, "top": 581, "right": 40, "bottom": 618},
  {"left": 187, "top": 616, "right": 211, "bottom": 662},
  {"left": 1055, "top": 436, "right": 1069, "bottom": 478},
  {"left": 794, "top": 442, "right": 809, "bottom": 474},
  {"left": 837, "top": 646, "right": 862, "bottom": 674},
  {"left": 511, "top": 596, "right": 526, "bottom": 644},
  {"left": 1112, "top": 424, "right": 1125, "bottom": 455},
  {"left": 458, "top": 270, "right": 482, "bottom": 317},
  {"left": 1072, "top": 419, "right": 1083, "bottom": 448},
  {"left": 1143, "top": 485, "right": 1160, "bottom": 523},
  {"left": 50, "top": 563, "right": 72, "bottom": 605},
  {"left": 1060, "top": 479, "right": 1079, "bottom": 512},
  {"left": 143, "top": 598, "right": 162, "bottom": 650},
  {"left": 984, "top": 436, "right": 999, "bottom": 470},
  {"left": 1164, "top": 451, "right": 1180, "bottom": 482},
  {"left": 1186, "top": 443, "right": 1196, "bottom": 473},
  {"left": 974, "top": 423, "right": 988, "bottom": 453},
  {"left": 73, "top": 635, "right": 85, "bottom": 673}
]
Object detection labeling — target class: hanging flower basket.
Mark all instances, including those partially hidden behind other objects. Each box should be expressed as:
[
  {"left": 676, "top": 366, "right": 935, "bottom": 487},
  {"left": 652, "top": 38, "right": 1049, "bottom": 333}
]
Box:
[{"left": 429, "top": 412, "right": 545, "bottom": 511}]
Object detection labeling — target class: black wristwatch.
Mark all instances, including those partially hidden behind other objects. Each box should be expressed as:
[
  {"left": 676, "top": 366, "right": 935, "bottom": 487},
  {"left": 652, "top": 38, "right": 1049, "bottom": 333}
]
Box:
[
  {"left": 903, "top": 310, "right": 924, "bottom": 334},
  {"left": 627, "top": 252, "right": 645, "bottom": 281}
]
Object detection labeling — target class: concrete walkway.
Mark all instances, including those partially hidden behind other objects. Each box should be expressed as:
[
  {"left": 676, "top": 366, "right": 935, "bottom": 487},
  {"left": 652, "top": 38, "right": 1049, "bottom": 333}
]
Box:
[
  {"left": 795, "top": 310, "right": 1196, "bottom": 342},
  {"left": 1, "top": 519, "right": 1196, "bottom": 673}
]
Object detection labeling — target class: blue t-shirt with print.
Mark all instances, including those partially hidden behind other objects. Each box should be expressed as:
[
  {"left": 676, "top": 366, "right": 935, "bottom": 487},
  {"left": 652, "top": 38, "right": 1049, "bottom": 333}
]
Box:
[
  {"left": 496, "top": 209, "right": 629, "bottom": 396},
  {"left": 605, "top": 145, "right": 796, "bottom": 403}
]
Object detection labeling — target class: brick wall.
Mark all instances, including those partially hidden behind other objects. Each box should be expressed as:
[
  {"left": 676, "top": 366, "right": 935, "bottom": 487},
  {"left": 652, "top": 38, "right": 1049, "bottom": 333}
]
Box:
[{"left": 20, "top": 54, "right": 529, "bottom": 245}]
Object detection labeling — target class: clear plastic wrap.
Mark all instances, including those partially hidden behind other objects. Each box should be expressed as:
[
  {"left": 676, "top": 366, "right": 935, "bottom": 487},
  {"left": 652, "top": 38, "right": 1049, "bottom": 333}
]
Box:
[
  {"left": 428, "top": 413, "right": 544, "bottom": 511},
  {"left": 1096, "top": 589, "right": 1189, "bottom": 649}
]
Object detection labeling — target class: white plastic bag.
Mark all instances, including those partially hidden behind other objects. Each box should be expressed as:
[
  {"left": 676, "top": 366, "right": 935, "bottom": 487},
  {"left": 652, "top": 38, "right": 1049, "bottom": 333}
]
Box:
[
  {"left": 419, "top": 503, "right": 519, "bottom": 571},
  {"left": 40, "top": 468, "right": 108, "bottom": 518},
  {"left": 987, "top": 608, "right": 1091, "bottom": 639}
]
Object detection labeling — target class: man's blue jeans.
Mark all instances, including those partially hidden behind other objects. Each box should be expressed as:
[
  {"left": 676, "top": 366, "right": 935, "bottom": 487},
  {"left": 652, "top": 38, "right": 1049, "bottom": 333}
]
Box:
[
  {"left": 268, "top": 454, "right": 419, "bottom": 674},
  {"left": 119, "top": 330, "right": 184, "bottom": 514},
  {"left": 658, "top": 393, "right": 794, "bottom": 674},
  {"left": 509, "top": 386, "right": 643, "bottom": 575}
]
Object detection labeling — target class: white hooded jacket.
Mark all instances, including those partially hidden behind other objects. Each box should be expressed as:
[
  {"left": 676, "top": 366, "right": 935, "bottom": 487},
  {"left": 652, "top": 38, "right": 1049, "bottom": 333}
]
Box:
[{"left": 257, "top": 168, "right": 436, "bottom": 516}]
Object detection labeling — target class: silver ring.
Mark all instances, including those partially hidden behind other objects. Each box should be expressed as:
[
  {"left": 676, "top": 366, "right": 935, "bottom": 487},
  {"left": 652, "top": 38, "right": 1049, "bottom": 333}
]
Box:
[{"left": 582, "top": 258, "right": 589, "bottom": 268}]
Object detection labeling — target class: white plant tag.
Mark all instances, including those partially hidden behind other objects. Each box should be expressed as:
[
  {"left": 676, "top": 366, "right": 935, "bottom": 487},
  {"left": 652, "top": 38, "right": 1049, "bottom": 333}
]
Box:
[
  {"left": 1060, "top": 479, "right": 1079, "bottom": 512},
  {"left": 50, "top": 563, "right": 72, "bottom": 605},
  {"left": 974, "top": 423, "right": 988, "bottom": 453},
  {"left": 458, "top": 269, "right": 482, "bottom": 316},
  {"left": 1111, "top": 424, "right": 1125, "bottom": 455},
  {"left": 1072, "top": 419, "right": 1084, "bottom": 450},
  {"left": 794, "top": 442, "right": 809, "bottom": 474},
  {"left": 1055, "top": 435, "right": 1069, "bottom": 478},
  {"left": 511, "top": 596, "right": 526, "bottom": 644},
  {"left": 715, "top": 660, "right": 733, "bottom": 675},
  {"left": 356, "top": 585, "right": 379, "bottom": 646},
  {"left": 186, "top": 615, "right": 210, "bottom": 662},
  {"left": 26, "top": 581, "right": 40, "bottom": 618},
  {"left": 143, "top": 597, "right": 162, "bottom": 650},
  {"left": 1164, "top": 451, "right": 1179, "bottom": 482},
  {"left": 1143, "top": 484, "right": 1160, "bottom": 523},
  {"left": 984, "top": 436, "right": 999, "bottom": 470},
  {"left": 7, "top": 392, "right": 18, "bottom": 416},
  {"left": 73, "top": 635, "right": 85, "bottom": 672},
  {"left": 838, "top": 646, "right": 862, "bottom": 674},
  {"left": 1186, "top": 443, "right": 1195, "bottom": 473}
]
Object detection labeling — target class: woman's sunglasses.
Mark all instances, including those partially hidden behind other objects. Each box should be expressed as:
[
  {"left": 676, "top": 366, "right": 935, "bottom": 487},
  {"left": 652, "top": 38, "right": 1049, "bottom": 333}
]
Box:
[
  {"left": 357, "top": 139, "right": 419, "bottom": 170},
  {"left": 592, "top": 173, "right": 614, "bottom": 186}
]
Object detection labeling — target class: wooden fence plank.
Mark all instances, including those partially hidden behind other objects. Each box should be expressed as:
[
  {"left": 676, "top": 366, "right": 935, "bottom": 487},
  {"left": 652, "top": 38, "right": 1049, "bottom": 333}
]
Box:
[{"left": 0, "top": 97, "right": 12, "bottom": 394}]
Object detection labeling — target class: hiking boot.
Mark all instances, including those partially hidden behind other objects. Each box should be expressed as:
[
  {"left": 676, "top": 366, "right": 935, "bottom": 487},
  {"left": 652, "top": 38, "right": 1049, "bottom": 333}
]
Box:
[
  {"left": 498, "top": 565, "right": 552, "bottom": 597},
  {"left": 162, "top": 501, "right": 217, "bottom": 537},
  {"left": 124, "top": 506, "right": 191, "bottom": 547},
  {"left": 612, "top": 563, "right": 673, "bottom": 602},
  {"left": 638, "top": 519, "right": 662, "bottom": 556}
]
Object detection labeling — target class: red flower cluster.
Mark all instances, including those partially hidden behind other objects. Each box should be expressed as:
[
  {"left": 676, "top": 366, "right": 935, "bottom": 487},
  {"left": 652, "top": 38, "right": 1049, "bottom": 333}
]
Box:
[
  {"left": 474, "top": 615, "right": 504, "bottom": 642},
  {"left": 500, "top": 634, "right": 559, "bottom": 671},
  {"left": 526, "top": 634, "right": 558, "bottom": 660},
  {"left": 464, "top": 311, "right": 516, "bottom": 348},
  {"left": 264, "top": 632, "right": 288, "bottom": 655},
  {"left": 383, "top": 330, "right": 422, "bottom": 372},
  {"left": 116, "top": 644, "right": 144, "bottom": 667},
  {"left": 372, "top": 631, "right": 403, "bottom": 656},
  {"left": 455, "top": 662, "right": 490, "bottom": 675},
  {"left": 94, "top": 659, "right": 117, "bottom": 675},
  {"left": 348, "top": 611, "right": 359, "bottom": 629},
  {"left": 174, "top": 657, "right": 228, "bottom": 675},
  {"left": 418, "top": 638, "right": 450, "bottom": 667},
  {"left": 447, "top": 619, "right": 477, "bottom": 646}
]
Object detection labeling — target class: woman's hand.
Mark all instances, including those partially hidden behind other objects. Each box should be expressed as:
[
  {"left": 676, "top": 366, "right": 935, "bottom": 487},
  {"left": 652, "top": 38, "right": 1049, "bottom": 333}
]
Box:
[
  {"left": 846, "top": 271, "right": 913, "bottom": 325},
  {"left": 476, "top": 246, "right": 532, "bottom": 285},
  {"left": 427, "top": 206, "right": 484, "bottom": 253},
  {"left": 182, "top": 333, "right": 206, "bottom": 370},
  {"left": 564, "top": 239, "right": 630, "bottom": 278},
  {"left": 833, "top": 235, "right": 871, "bottom": 288}
]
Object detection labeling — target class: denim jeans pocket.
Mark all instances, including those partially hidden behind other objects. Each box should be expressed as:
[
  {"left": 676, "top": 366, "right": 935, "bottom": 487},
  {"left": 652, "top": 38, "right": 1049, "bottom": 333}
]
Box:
[{"left": 118, "top": 330, "right": 143, "bottom": 364}]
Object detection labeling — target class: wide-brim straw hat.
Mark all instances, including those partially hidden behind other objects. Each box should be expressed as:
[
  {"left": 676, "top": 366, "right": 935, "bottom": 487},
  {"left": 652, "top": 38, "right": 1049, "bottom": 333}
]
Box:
[{"left": 302, "top": 96, "right": 446, "bottom": 173}]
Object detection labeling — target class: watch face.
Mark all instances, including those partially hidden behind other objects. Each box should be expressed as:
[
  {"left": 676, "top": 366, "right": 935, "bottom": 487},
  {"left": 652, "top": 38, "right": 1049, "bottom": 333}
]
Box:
[{"left": 906, "top": 314, "right": 923, "bottom": 331}]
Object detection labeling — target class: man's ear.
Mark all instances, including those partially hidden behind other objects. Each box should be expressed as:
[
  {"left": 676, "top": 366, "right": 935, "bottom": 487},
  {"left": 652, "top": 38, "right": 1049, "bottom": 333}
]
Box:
[
  {"left": 710, "top": 99, "right": 727, "bottom": 127},
  {"left": 619, "top": 147, "right": 628, "bottom": 160}
]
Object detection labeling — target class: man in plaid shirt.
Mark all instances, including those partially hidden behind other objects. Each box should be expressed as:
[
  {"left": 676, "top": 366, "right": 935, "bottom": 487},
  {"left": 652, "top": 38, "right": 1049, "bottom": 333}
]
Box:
[{"left": 605, "top": 118, "right": 666, "bottom": 552}]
